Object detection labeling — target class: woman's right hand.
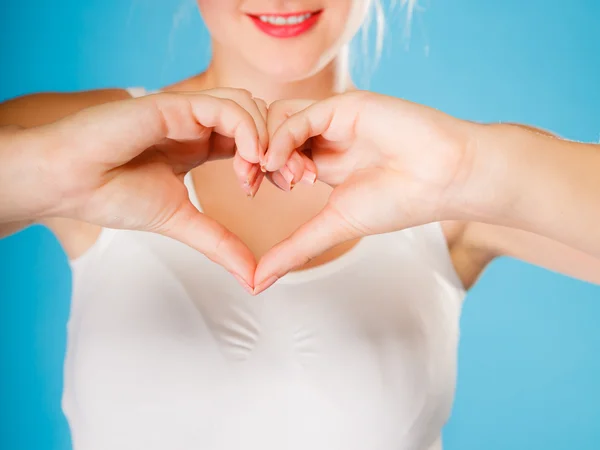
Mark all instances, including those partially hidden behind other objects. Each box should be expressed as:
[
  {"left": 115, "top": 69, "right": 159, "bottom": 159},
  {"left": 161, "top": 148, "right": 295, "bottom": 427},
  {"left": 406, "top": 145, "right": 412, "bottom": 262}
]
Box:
[
  {"left": 3, "top": 88, "right": 269, "bottom": 290},
  {"left": 254, "top": 91, "right": 476, "bottom": 291}
]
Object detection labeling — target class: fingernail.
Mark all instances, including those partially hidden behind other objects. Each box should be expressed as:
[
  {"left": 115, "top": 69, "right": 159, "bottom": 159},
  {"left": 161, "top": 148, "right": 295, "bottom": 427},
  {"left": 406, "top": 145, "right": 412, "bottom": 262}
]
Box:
[
  {"left": 300, "top": 170, "right": 316, "bottom": 185},
  {"left": 245, "top": 164, "right": 259, "bottom": 187},
  {"left": 250, "top": 172, "right": 264, "bottom": 197},
  {"left": 242, "top": 181, "right": 253, "bottom": 197},
  {"left": 260, "top": 164, "right": 267, "bottom": 173},
  {"left": 280, "top": 165, "right": 294, "bottom": 184},
  {"left": 253, "top": 276, "right": 279, "bottom": 295},
  {"left": 233, "top": 274, "right": 254, "bottom": 295},
  {"left": 271, "top": 171, "right": 290, "bottom": 192}
]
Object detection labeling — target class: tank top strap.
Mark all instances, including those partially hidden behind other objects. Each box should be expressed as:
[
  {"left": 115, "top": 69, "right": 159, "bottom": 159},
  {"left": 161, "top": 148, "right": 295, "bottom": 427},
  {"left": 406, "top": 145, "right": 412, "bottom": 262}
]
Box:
[
  {"left": 125, "top": 87, "right": 149, "bottom": 98},
  {"left": 420, "top": 222, "right": 465, "bottom": 293}
]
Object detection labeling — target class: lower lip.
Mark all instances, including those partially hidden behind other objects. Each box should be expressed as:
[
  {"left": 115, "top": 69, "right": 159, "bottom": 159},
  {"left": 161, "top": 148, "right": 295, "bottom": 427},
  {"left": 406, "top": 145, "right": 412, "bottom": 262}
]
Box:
[{"left": 249, "top": 12, "right": 322, "bottom": 38}]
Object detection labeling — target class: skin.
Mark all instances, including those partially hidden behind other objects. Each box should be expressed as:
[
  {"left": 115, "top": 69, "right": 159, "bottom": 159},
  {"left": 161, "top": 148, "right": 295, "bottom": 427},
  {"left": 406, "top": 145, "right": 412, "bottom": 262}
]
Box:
[
  {"left": 0, "top": 91, "right": 276, "bottom": 289},
  {"left": 254, "top": 93, "right": 600, "bottom": 291},
  {"left": 0, "top": 0, "right": 598, "bottom": 292}
]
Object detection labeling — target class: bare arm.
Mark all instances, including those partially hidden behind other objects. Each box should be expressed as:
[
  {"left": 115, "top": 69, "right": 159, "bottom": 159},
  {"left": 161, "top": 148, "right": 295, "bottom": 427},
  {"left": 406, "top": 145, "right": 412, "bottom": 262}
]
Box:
[
  {"left": 0, "top": 89, "right": 132, "bottom": 257},
  {"left": 454, "top": 123, "right": 600, "bottom": 287},
  {"left": 0, "top": 90, "right": 131, "bottom": 127}
]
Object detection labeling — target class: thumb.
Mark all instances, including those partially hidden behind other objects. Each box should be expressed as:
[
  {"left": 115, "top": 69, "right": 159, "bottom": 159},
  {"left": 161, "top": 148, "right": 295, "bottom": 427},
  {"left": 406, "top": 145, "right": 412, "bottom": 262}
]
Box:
[
  {"left": 253, "top": 202, "right": 360, "bottom": 294},
  {"left": 157, "top": 201, "right": 257, "bottom": 292}
]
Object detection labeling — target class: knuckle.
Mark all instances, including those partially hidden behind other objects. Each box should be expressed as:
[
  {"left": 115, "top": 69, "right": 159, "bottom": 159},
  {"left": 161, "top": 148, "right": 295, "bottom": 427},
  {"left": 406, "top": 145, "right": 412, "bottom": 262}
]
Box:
[
  {"left": 227, "top": 88, "right": 253, "bottom": 101},
  {"left": 219, "top": 97, "right": 238, "bottom": 108},
  {"left": 253, "top": 96, "right": 267, "bottom": 106},
  {"left": 268, "top": 99, "right": 287, "bottom": 115},
  {"left": 343, "top": 90, "right": 372, "bottom": 105},
  {"left": 219, "top": 98, "right": 244, "bottom": 117},
  {"left": 253, "top": 97, "right": 268, "bottom": 111},
  {"left": 236, "top": 88, "right": 253, "bottom": 98}
]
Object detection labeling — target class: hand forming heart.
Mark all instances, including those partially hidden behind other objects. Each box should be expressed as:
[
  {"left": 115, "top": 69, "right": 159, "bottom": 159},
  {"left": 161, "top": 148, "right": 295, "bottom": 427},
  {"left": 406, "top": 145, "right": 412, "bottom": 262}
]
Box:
[
  {"left": 253, "top": 91, "right": 473, "bottom": 293},
  {"left": 31, "top": 88, "right": 472, "bottom": 294}
]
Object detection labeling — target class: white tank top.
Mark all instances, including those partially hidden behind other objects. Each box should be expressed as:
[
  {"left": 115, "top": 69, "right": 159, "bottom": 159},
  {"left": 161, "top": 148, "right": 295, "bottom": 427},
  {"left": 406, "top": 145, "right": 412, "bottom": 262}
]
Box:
[{"left": 61, "top": 88, "right": 465, "bottom": 450}]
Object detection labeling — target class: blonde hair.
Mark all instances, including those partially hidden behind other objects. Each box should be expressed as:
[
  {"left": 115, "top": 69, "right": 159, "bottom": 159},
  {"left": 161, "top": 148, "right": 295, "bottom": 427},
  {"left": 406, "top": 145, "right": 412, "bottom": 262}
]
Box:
[
  {"left": 354, "top": 0, "right": 418, "bottom": 84},
  {"left": 367, "top": 0, "right": 417, "bottom": 57}
]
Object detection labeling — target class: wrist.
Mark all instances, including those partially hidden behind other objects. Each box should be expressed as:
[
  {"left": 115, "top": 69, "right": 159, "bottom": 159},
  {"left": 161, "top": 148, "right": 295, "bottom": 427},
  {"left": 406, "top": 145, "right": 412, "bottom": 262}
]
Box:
[
  {"left": 446, "top": 121, "right": 572, "bottom": 228},
  {"left": 441, "top": 121, "right": 527, "bottom": 224}
]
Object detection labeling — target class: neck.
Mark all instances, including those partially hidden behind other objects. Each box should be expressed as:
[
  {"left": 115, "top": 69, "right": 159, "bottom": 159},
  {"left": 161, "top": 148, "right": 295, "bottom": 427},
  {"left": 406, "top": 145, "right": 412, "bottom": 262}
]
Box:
[{"left": 197, "top": 42, "right": 353, "bottom": 104}]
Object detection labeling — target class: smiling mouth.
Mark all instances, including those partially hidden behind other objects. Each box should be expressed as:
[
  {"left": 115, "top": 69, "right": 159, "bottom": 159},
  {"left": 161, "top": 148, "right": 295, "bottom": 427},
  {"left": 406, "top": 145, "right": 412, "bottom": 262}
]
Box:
[{"left": 247, "top": 10, "right": 323, "bottom": 38}]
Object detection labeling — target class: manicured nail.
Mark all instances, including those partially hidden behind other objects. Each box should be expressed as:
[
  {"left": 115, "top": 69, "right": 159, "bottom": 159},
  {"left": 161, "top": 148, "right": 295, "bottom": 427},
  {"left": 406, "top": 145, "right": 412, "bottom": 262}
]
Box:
[
  {"left": 279, "top": 165, "right": 294, "bottom": 185},
  {"left": 233, "top": 274, "right": 254, "bottom": 295},
  {"left": 253, "top": 276, "right": 279, "bottom": 295},
  {"left": 242, "top": 180, "right": 253, "bottom": 197},
  {"left": 245, "top": 164, "right": 260, "bottom": 187},
  {"left": 250, "top": 172, "right": 264, "bottom": 197},
  {"left": 300, "top": 170, "right": 316, "bottom": 185},
  {"left": 270, "top": 171, "right": 290, "bottom": 192}
]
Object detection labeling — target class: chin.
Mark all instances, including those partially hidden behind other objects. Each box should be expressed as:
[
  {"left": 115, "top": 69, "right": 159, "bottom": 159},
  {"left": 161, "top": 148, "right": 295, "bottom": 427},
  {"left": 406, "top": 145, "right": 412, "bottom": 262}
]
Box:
[{"left": 249, "top": 53, "right": 333, "bottom": 84}]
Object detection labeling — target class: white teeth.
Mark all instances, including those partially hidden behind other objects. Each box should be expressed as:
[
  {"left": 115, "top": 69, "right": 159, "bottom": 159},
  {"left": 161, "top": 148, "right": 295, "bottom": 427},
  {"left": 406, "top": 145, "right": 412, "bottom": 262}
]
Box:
[{"left": 258, "top": 13, "right": 313, "bottom": 26}]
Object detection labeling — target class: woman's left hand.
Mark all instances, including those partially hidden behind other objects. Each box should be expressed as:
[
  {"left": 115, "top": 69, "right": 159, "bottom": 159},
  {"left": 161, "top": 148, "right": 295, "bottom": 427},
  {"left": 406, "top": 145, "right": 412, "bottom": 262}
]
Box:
[
  {"left": 1, "top": 90, "right": 270, "bottom": 287},
  {"left": 254, "top": 91, "right": 477, "bottom": 291}
]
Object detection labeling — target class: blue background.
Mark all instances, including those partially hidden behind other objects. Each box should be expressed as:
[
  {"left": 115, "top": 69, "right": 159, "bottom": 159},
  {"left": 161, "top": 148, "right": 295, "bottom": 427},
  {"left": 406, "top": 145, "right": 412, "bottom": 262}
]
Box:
[{"left": 1, "top": 0, "right": 600, "bottom": 448}]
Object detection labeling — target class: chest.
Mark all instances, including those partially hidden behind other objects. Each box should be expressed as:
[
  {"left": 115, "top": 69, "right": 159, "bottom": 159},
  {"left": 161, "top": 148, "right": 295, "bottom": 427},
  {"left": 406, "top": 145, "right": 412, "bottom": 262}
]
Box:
[
  {"left": 191, "top": 161, "right": 361, "bottom": 264},
  {"left": 65, "top": 229, "right": 463, "bottom": 450}
]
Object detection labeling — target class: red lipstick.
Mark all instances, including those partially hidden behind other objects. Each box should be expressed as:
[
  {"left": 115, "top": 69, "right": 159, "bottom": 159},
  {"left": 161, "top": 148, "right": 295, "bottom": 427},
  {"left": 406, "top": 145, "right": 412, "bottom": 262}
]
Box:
[{"left": 248, "top": 10, "right": 323, "bottom": 39}]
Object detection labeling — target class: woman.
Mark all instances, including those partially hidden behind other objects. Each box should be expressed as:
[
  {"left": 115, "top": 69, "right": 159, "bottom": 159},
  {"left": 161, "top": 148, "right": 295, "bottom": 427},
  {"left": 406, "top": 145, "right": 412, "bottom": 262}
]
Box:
[{"left": 1, "top": 1, "right": 598, "bottom": 449}]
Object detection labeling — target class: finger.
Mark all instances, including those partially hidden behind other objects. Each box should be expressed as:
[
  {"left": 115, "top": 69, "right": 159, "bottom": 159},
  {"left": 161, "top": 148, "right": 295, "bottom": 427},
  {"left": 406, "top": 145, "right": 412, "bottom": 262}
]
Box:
[
  {"left": 266, "top": 98, "right": 341, "bottom": 172},
  {"left": 56, "top": 92, "right": 261, "bottom": 170},
  {"left": 279, "top": 150, "right": 305, "bottom": 188},
  {"left": 235, "top": 96, "right": 268, "bottom": 162},
  {"left": 265, "top": 99, "right": 315, "bottom": 169},
  {"left": 206, "top": 89, "right": 268, "bottom": 163},
  {"left": 266, "top": 171, "right": 290, "bottom": 192},
  {"left": 154, "top": 91, "right": 261, "bottom": 164},
  {"left": 267, "top": 99, "right": 315, "bottom": 138},
  {"left": 249, "top": 171, "right": 265, "bottom": 198},
  {"left": 159, "top": 201, "right": 256, "bottom": 291},
  {"left": 254, "top": 97, "right": 268, "bottom": 123},
  {"left": 208, "top": 133, "right": 237, "bottom": 160},
  {"left": 149, "top": 92, "right": 261, "bottom": 165},
  {"left": 233, "top": 150, "right": 265, "bottom": 197},
  {"left": 253, "top": 203, "right": 360, "bottom": 294},
  {"left": 254, "top": 97, "right": 268, "bottom": 162},
  {"left": 194, "top": 95, "right": 260, "bottom": 164},
  {"left": 299, "top": 152, "right": 317, "bottom": 185},
  {"left": 233, "top": 152, "right": 258, "bottom": 196}
]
